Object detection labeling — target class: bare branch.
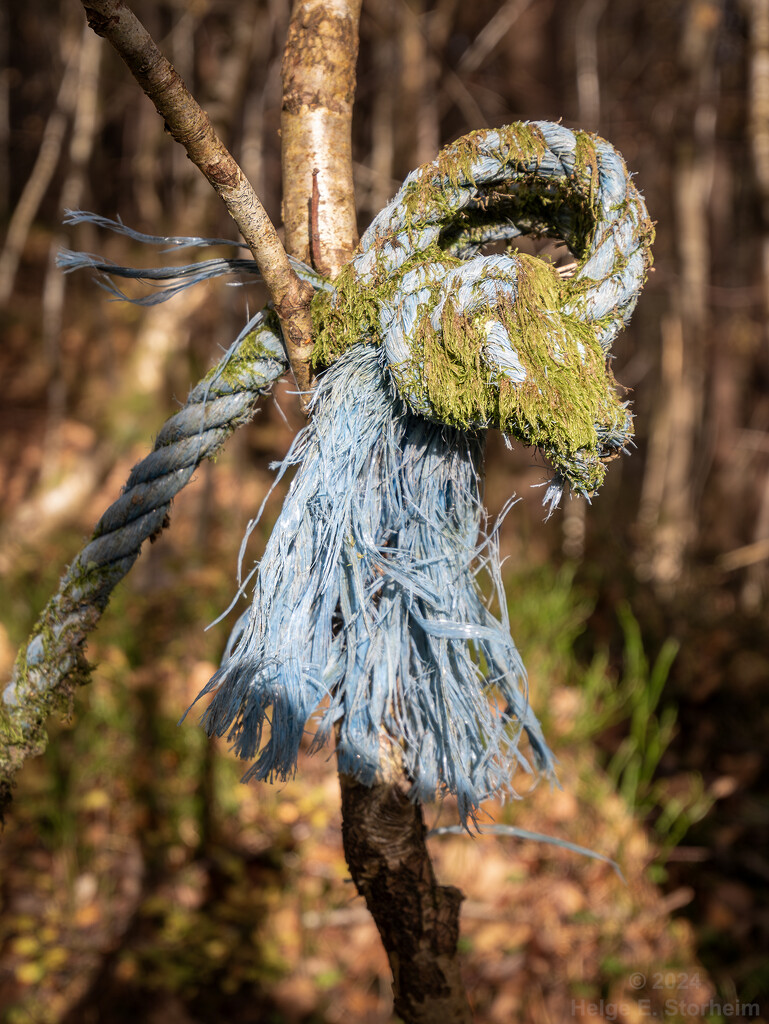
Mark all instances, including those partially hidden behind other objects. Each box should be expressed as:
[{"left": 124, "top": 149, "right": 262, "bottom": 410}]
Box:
[
  {"left": 80, "top": 0, "right": 315, "bottom": 396},
  {"left": 458, "top": 0, "right": 533, "bottom": 73},
  {"left": 340, "top": 778, "right": 473, "bottom": 1024},
  {"left": 0, "top": 30, "right": 81, "bottom": 304}
]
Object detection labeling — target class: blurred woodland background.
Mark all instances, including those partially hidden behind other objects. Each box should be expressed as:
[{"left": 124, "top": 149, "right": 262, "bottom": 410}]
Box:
[{"left": 1, "top": 0, "right": 768, "bottom": 1021}]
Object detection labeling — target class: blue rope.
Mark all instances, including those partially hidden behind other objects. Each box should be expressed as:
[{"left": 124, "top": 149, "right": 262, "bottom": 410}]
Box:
[
  {"left": 313, "top": 120, "right": 652, "bottom": 505},
  {"left": 2, "top": 122, "right": 652, "bottom": 825},
  {"left": 190, "top": 343, "right": 551, "bottom": 824},
  {"left": 1, "top": 313, "right": 286, "bottom": 786},
  {"left": 191, "top": 124, "right": 651, "bottom": 823}
]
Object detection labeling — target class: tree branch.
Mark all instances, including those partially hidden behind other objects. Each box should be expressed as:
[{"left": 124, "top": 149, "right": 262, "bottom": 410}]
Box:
[
  {"left": 340, "top": 778, "right": 473, "bottom": 1024},
  {"left": 279, "top": 2, "right": 473, "bottom": 1019},
  {"left": 80, "top": 0, "right": 315, "bottom": 396},
  {"left": 281, "top": 0, "right": 360, "bottom": 279}
]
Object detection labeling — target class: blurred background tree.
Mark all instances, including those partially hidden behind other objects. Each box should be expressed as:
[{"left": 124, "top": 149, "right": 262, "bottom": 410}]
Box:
[{"left": 0, "top": 1, "right": 767, "bottom": 1021}]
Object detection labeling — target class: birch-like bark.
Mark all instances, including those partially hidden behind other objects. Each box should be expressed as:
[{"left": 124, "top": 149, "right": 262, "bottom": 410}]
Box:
[
  {"left": 79, "top": 0, "right": 315, "bottom": 395},
  {"left": 279, "top": 3, "right": 472, "bottom": 1020},
  {"left": 281, "top": 0, "right": 360, "bottom": 279}
]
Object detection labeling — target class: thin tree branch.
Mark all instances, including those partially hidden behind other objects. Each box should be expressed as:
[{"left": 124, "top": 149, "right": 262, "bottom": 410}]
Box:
[
  {"left": 0, "top": 30, "right": 81, "bottom": 304},
  {"left": 80, "top": 0, "right": 315, "bottom": 397},
  {"left": 458, "top": 0, "right": 534, "bottom": 73}
]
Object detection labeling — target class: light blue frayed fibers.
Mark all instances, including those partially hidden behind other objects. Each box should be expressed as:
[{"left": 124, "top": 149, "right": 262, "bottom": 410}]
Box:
[
  {"left": 193, "top": 343, "right": 552, "bottom": 824},
  {"left": 194, "top": 122, "right": 652, "bottom": 822}
]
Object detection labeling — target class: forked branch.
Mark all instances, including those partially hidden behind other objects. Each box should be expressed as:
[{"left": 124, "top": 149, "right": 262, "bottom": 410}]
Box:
[{"left": 80, "top": 0, "right": 315, "bottom": 395}]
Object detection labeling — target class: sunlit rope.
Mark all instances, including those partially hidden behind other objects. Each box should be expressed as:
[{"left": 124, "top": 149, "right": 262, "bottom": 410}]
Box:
[{"left": 2, "top": 122, "right": 652, "bottom": 824}]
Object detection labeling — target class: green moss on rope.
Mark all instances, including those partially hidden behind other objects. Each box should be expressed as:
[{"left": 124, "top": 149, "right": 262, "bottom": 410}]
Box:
[
  {"left": 311, "top": 261, "right": 379, "bottom": 368},
  {"left": 210, "top": 322, "right": 284, "bottom": 390},
  {"left": 398, "top": 123, "right": 551, "bottom": 240},
  {"left": 309, "top": 122, "right": 645, "bottom": 495},
  {"left": 573, "top": 130, "right": 600, "bottom": 203},
  {"left": 311, "top": 244, "right": 465, "bottom": 369},
  {"left": 496, "top": 255, "right": 630, "bottom": 492},
  {"left": 0, "top": 598, "right": 91, "bottom": 799},
  {"left": 400, "top": 123, "right": 607, "bottom": 266},
  {"left": 311, "top": 238, "right": 630, "bottom": 495},
  {"left": 437, "top": 122, "right": 549, "bottom": 185},
  {"left": 392, "top": 253, "right": 630, "bottom": 493},
  {"left": 410, "top": 304, "right": 490, "bottom": 429}
]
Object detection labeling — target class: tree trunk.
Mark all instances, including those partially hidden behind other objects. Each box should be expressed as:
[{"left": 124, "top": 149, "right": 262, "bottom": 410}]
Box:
[{"left": 279, "top": 3, "right": 473, "bottom": 1020}]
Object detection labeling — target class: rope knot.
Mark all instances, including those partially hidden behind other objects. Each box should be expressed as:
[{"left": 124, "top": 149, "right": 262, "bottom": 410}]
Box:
[
  {"left": 40, "top": 120, "right": 655, "bottom": 826},
  {"left": 312, "top": 120, "right": 652, "bottom": 502}
]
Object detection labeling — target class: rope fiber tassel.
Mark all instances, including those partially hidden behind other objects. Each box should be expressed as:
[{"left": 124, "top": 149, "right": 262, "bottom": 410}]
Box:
[
  {"left": 193, "top": 344, "right": 552, "bottom": 824},
  {"left": 195, "top": 122, "right": 651, "bottom": 821}
]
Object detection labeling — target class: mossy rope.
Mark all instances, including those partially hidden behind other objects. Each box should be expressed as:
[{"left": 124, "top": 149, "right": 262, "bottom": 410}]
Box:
[{"left": 2, "top": 122, "right": 652, "bottom": 821}]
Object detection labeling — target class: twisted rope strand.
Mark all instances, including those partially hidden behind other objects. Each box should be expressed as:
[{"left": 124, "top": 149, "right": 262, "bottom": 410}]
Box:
[
  {"left": 313, "top": 120, "right": 653, "bottom": 505},
  {"left": 3, "top": 121, "right": 652, "bottom": 825},
  {"left": 197, "top": 122, "right": 652, "bottom": 822},
  {"left": 1, "top": 313, "right": 287, "bottom": 798}
]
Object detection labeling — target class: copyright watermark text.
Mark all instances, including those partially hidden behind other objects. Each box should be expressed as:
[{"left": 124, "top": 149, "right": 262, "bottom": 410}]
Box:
[{"left": 571, "top": 997, "right": 760, "bottom": 1020}]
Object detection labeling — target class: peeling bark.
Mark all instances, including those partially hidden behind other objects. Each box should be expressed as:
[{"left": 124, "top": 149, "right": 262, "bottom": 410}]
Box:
[{"left": 281, "top": 0, "right": 361, "bottom": 279}]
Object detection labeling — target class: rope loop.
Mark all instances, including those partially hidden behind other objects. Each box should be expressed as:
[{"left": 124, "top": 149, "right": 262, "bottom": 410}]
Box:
[{"left": 313, "top": 121, "right": 653, "bottom": 499}]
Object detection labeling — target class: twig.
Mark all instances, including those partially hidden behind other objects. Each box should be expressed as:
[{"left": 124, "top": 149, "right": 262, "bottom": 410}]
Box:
[
  {"left": 458, "top": 0, "right": 534, "bottom": 73},
  {"left": 310, "top": 167, "right": 322, "bottom": 270},
  {"left": 0, "top": 30, "right": 81, "bottom": 304},
  {"left": 716, "top": 536, "right": 769, "bottom": 572},
  {"left": 79, "top": 0, "right": 315, "bottom": 397}
]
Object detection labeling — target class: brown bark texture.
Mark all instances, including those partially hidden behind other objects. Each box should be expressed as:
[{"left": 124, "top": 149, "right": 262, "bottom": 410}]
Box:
[
  {"left": 340, "top": 777, "right": 474, "bottom": 1024},
  {"left": 79, "top": 0, "right": 315, "bottom": 396}
]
